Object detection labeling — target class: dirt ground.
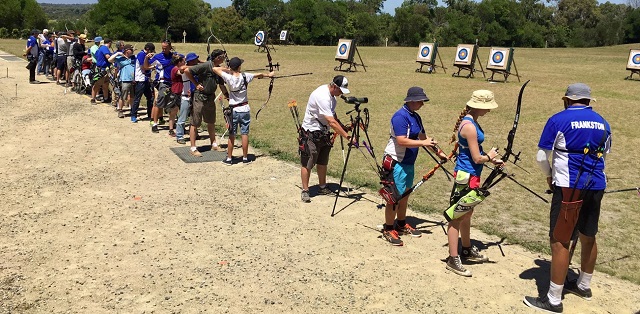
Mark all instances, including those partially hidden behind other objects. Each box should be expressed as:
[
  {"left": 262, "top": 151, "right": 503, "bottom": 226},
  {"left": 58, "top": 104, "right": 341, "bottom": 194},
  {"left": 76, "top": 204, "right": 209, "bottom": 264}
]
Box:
[{"left": 0, "top": 53, "right": 638, "bottom": 314}]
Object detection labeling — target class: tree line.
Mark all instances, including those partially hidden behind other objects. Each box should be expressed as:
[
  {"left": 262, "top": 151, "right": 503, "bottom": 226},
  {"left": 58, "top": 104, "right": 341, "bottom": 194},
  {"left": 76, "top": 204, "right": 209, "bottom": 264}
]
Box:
[{"left": 1, "top": 0, "right": 640, "bottom": 48}]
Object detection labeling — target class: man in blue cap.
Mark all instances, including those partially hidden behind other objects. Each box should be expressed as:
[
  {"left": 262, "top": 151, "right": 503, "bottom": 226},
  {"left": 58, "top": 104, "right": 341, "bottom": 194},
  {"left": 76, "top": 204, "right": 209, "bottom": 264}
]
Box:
[{"left": 175, "top": 52, "right": 201, "bottom": 144}]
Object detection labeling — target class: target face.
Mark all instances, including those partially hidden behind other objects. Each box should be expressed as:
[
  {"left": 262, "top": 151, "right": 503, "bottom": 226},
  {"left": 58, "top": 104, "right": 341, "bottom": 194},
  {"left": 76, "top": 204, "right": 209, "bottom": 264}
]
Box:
[
  {"left": 254, "top": 31, "right": 265, "bottom": 46},
  {"left": 487, "top": 47, "right": 512, "bottom": 71},
  {"left": 280, "top": 30, "right": 287, "bottom": 41},
  {"left": 416, "top": 43, "right": 435, "bottom": 63},
  {"left": 627, "top": 49, "right": 640, "bottom": 70},
  {"left": 335, "top": 39, "right": 353, "bottom": 61},
  {"left": 454, "top": 44, "right": 474, "bottom": 65}
]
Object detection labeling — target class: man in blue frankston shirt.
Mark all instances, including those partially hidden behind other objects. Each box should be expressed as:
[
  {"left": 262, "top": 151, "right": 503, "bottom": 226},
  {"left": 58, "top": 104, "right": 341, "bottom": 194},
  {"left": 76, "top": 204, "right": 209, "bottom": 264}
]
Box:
[
  {"left": 91, "top": 38, "right": 113, "bottom": 104},
  {"left": 131, "top": 42, "right": 155, "bottom": 123},
  {"left": 144, "top": 40, "right": 175, "bottom": 133},
  {"left": 25, "top": 29, "right": 40, "bottom": 84},
  {"left": 108, "top": 44, "right": 136, "bottom": 119},
  {"left": 524, "top": 83, "right": 612, "bottom": 313}
]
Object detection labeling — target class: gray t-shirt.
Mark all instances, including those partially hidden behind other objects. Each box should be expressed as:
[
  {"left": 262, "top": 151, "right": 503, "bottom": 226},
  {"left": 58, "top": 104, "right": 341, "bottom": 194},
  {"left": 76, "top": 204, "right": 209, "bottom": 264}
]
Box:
[{"left": 56, "top": 38, "right": 69, "bottom": 56}]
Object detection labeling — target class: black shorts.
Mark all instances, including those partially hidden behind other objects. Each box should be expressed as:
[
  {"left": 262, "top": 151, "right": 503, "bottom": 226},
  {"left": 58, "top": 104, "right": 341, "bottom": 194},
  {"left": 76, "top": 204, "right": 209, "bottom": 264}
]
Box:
[
  {"left": 300, "top": 134, "right": 331, "bottom": 169},
  {"left": 56, "top": 56, "right": 66, "bottom": 71},
  {"left": 549, "top": 186, "right": 604, "bottom": 238}
]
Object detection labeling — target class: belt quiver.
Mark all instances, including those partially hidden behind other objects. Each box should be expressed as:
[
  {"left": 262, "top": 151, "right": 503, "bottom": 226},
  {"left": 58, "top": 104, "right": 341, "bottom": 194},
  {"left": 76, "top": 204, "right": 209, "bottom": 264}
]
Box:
[
  {"left": 378, "top": 155, "right": 401, "bottom": 205},
  {"left": 553, "top": 187, "right": 584, "bottom": 243}
]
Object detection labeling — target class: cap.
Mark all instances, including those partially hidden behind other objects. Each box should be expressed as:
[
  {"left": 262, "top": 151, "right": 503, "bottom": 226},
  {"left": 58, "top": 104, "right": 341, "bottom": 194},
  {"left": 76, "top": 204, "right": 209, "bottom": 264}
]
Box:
[
  {"left": 78, "top": 34, "right": 87, "bottom": 40},
  {"left": 144, "top": 42, "right": 155, "bottom": 52},
  {"left": 404, "top": 86, "right": 429, "bottom": 102},
  {"left": 466, "top": 90, "right": 498, "bottom": 110},
  {"left": 229, "top": 57, "right": 243, "bottom": 70},
  {"left": 332, "top": 75, "right": 350, "bottom": 94},
  {"left": 185, "top": 52, "right": 199, "bottom": 63},
  {"left": 103, "top": 38, "right": 112, "bottom": 44},
  {"left": 94, "top": 36, "right": 103, "bottom": 43},
  {"left": 43, "top": 29, "right": 49, "bottom": 34},
  {"left": 562, "top": 83, "right": 595, "bottom": 102},
  {"left": 123, "top": 44, "right": 134, "bottom": 51},
  {"left": 31, "top": 29, "right": 40, "bottom": 35}
]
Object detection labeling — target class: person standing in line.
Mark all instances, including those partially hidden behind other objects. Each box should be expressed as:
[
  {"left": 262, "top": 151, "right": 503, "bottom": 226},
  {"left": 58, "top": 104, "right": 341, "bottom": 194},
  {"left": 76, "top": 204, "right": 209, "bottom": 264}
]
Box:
[
  {"left": 131, "top": 43, "right": 155, "bottom": 123},
  {"left": 108, "top": 44, "right": 136, "bottom": 118},
  {"left": 380, "top": 86, "right": 448, "bottom": 246},
  {"left": 524, "top": 83, "right": 611, "bottom": 313},
  {"left": 183, "top": 49, "right": 229, "bottom": 156},
  {"left": 445, "top": 90, "right": 503, "bottom": 277},
  {"left": 212, "top": 57, "right": 273, "bottom": 165},
  {"left": 298, "top": 75, "right": 352, "bottom": 202},
  {"left": 25, "top": 29, "right": 40, "bottom": 84},
  {"left": 175, "top": 52, "right": 201, "bottom": 144}
]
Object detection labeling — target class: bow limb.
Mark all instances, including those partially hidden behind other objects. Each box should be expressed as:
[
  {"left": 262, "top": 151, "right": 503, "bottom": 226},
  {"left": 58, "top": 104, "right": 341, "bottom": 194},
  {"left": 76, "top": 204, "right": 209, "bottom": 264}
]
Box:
[{"left": 255, "top": 77, "right": 274, "bottom": 120}]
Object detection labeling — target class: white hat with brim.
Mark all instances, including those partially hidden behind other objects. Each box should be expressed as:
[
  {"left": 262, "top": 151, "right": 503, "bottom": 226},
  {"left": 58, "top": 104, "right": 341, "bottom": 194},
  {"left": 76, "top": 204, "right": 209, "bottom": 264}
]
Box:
[{"left": 466, "top": 90, "right": 498, "bottom": 110}]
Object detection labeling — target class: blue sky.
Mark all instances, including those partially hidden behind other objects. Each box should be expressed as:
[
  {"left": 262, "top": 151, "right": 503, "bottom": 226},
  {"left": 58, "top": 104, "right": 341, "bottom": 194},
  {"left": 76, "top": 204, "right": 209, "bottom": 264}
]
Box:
[{"left": 38, "top": 0, "right": 628, "bottom": 15}]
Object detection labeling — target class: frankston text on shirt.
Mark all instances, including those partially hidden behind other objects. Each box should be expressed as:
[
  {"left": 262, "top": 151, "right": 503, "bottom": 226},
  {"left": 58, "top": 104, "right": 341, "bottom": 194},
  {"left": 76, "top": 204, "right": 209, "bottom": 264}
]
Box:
[{"left": 570, "top": 121, "right": 605, "bottom": 130}]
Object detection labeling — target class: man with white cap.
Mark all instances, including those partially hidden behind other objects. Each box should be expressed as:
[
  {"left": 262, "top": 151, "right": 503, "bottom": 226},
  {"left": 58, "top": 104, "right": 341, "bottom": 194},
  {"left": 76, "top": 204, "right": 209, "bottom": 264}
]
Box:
[
  {"left": 524, "top": 83, "right": 612, "bottom": 313},
  {"left": 36, "top": 28, "right": 48, "bottom": 75},
  {"left": 299, "top": 75, "right": 353, "bottom": 202}
]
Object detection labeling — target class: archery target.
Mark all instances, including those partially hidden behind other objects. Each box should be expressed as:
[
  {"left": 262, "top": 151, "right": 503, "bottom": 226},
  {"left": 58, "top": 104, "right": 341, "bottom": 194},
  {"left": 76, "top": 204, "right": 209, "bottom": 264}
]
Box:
[
  {"left": 254, "top": 31, "right": 265, "bottom": 46},
  {"left": 416, "top": 42, "right": 435, "bottom": 63},
  {"left": 335, "top": 39, "right": 353, "bottom": 61},
  {"left": 280, "top": 30, "right": 288, "bottom": 41},
  {"left": 487, "top": 47, "right": 512, "bottom": 71},
  {"left": 454, "top": 44, "right": 474, "bottom": 66},
  {"left": 627, "top": 49, "right": 640, "bottom": 70}
]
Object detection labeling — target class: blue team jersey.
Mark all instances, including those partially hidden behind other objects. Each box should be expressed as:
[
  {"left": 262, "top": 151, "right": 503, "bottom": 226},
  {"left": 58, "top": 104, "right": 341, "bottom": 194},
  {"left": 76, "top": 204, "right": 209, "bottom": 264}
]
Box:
[
  {"left": 27, "top": 36, "right": 38, "bottom": 57},
  {"left": 454, "top": 117, "right": 485, "bottom": 177},
  {"left": 95, "top": 45, "right": 112, "bottom": 68},
  {"left": 538, "top": 105, "right": 611, "bottom": 190},
  {"left": 149, "top": 52, "right": 174, "bottom": 82},
  {"left": 383, "top": 104, "right": 425, "bottom": 165}
]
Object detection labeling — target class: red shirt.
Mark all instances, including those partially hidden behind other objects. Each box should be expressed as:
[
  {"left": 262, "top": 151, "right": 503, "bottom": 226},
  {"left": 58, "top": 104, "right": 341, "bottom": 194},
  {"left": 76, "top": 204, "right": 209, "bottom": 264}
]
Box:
[
  {"left": 81, "top": 55, "right": 92, "bottom": 71},
  {"left": 171, "top": 67, "right": 183, "bottom": 94}
]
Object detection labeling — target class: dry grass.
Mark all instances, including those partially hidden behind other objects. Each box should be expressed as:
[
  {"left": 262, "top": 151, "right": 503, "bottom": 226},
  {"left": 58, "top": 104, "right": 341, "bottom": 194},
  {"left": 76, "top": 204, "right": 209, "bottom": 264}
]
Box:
[{"left": 1, "top": 39, "right": 638, "bottom": 284}]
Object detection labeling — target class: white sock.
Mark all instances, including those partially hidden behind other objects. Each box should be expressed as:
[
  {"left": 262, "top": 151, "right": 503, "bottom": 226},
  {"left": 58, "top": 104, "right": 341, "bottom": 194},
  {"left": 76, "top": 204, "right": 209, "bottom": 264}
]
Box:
[
  {"left": 225, "top": 157, "right": 232, "bottom": 161},
  {"left": 212, "top": 143, "right": 218, "bottom": 148},
  {"left": 577, "top": 271, "right": 593, "bottom": 290},
  {"left": 319, "top": 184, "right": 326, "bottom": 188},
  {"left": 547, "top": 281, "right": 563, "bottom": 306},
  {"left": 190, "top": 147, "right": 197, "bottom": 152},
  {"left": 243, "top": 157, "right": 248, "bottom": 161}
]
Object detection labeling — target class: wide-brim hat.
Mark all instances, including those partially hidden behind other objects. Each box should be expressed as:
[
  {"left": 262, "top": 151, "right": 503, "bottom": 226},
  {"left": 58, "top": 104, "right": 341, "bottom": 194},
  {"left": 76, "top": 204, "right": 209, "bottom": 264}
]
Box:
[
  {"left": 467, "top": 90, "right": 498, "bottom": 109},
  {"left": 78, "top": 34, "right": 87, "bottom": 40},
  {"left": 562, "top": 83, "right": 596, "bottom": 102},
  {"left": 404, "top": 86, "right": 429, "bottom": 102}
]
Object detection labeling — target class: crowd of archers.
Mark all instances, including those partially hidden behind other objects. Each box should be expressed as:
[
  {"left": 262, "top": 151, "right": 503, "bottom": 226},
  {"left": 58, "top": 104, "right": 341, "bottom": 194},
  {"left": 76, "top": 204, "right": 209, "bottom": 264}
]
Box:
[{"left": 24, "top": 28, "right": 616, "bottom": 313}]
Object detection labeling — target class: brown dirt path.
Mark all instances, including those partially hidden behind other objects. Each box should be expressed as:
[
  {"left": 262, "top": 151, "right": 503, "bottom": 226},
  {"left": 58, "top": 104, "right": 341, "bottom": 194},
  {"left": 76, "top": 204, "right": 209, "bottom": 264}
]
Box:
[{"left": 0, "top": 53, "right": 638, "bottom": 313}]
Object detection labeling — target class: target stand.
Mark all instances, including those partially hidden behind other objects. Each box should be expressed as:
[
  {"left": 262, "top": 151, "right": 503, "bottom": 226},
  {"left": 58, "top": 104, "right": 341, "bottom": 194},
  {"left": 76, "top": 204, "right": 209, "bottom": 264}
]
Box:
[
  {"left": 254, "top": 31, "right": 276, "bottom": 53},
  {"left": 334, "top": 39, "right": 367, "bottom": 72},
  {"left": 624, "top": 49, "right": 640, "bottom": 80},
  {"left": 415, "top": 42, "right": 446, "bottom": 74},
  {"left": 452, "top": 44, "right": 485, "bottom": 79},
  {"left": 486, "top": 47, "right": 521, "bottom": 83}
]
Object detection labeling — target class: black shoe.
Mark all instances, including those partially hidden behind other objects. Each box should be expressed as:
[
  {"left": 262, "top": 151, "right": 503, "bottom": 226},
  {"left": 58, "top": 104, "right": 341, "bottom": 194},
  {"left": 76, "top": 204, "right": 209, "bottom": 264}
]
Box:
[
  {"left": 563, "top": 280, "right": 592, "bottom": 301},
  {"left": 523, "top": 296, "right": 563, "bottom": 313},
  {"left": 90, "top": 99, "right": 97, "bottom": 105},
  {"left": 461, "top": 245, "right": 489, "bottom": 262},
  {"left": 151, "top": 125, "right": 159, "bottom": 133},
  {"left": 446, "top": 255, "right": 472, "bottom": 277}
]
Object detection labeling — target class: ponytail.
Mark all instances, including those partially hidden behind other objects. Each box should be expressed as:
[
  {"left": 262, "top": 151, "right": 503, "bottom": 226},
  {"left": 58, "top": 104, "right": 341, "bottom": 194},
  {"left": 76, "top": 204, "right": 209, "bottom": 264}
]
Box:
[{"left": 450, "top": 106, "right": 471, "bottom": 144}]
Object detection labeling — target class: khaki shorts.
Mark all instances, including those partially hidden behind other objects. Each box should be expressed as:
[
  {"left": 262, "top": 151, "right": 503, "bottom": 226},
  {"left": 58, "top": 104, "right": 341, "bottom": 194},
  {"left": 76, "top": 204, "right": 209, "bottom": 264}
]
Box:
[
  {"left": 66, "top": 56, "right": 75, "bottom": 71},
  {"left": 190, "top": 95, "right": 216, "bottom": 127},
  {"left": 121, "top": 82, "right": 133, "bottom": 102}
]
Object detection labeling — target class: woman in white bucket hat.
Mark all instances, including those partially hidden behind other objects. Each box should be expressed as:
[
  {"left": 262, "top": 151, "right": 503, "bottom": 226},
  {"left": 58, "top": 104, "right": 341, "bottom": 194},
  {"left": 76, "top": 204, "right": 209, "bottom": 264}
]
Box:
[{"left": 444, "top": 90, "right": 504, "bottom": 277}]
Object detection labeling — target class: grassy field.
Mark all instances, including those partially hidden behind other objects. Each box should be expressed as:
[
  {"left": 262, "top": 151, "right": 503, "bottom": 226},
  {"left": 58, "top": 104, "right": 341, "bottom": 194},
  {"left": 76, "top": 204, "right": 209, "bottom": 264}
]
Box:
[{"left": 2, "top": 39, "right": 639, "bottom": 284}]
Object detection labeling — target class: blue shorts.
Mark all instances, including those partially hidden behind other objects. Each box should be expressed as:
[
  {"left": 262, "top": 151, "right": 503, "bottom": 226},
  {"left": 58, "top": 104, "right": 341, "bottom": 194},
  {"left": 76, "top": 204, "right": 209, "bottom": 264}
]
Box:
[
  {"left": 232, "top": 111, "right": 250, "bottom": 135},
  {"left": 393, "top": 162, "right": 414, "bottom": 195}
]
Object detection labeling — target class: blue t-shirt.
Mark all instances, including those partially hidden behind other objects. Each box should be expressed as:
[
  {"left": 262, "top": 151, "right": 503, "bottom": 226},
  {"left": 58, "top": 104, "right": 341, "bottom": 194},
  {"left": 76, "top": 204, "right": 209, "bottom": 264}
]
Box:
[
  {"left": 95, "top": 45, "right": 112, "bottom": 68},
  {"left": 149, "top": 51, "right": 174, "bottom": 82},
  {"left": 134, "top": 51, "right": 151, "bottom": 82},
  {"left": 27, "top": 36, "right": 38, "bottom": 58},
  {"left": 383, "top": 104, "right": 425, "bottom": 165},
  {"left": 454, "top": 117, "right": 485, "bottom": 177},
  {"left": 114, "top": 55, "right": 135, "bottom": 82},
  {"left": 538, "top": 105, "right": 611, "bottom": 190}
]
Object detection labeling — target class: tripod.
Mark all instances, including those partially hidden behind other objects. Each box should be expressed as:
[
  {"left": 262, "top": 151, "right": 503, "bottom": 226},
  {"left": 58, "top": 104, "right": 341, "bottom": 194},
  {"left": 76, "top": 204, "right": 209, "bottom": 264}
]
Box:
[{"left": 331, "top": 99, "right": 379, "bottom": 217}]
